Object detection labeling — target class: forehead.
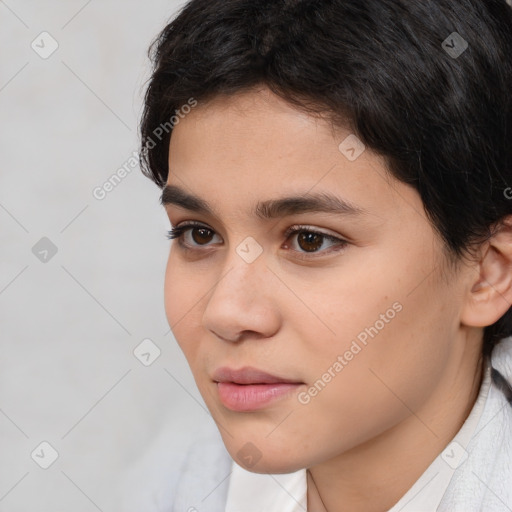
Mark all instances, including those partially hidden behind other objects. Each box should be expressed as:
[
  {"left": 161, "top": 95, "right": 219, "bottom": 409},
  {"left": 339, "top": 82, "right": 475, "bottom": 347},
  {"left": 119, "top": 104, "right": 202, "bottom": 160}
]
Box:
[{"left": 165, "top": 88, "right": 418, "bottom": 224}]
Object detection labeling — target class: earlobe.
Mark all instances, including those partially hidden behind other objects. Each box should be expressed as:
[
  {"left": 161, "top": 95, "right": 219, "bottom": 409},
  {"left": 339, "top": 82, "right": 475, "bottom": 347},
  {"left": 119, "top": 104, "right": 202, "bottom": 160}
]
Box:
[{"left": 462, "top": 216, "right": 512, "bottom": 328}]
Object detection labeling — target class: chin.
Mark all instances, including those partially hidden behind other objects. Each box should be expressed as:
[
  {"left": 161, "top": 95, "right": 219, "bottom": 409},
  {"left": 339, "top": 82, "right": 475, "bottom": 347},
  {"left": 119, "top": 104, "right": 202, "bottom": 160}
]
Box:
[{"left": 219, "top": 433, "right": 310, "bottom": 474}]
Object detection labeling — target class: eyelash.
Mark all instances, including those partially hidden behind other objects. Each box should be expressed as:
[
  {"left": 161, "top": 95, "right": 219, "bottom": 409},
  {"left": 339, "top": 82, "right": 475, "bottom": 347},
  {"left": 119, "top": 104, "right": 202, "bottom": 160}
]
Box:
[{"left": 166, "top": 221, "right": 349, "bottom": 259}]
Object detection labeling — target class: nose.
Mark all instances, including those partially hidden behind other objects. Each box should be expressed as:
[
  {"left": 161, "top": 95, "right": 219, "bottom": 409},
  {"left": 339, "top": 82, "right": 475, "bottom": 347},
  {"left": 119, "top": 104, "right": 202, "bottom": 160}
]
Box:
[{"left": 201, "top": 254, "right": 281, "bottom": 343}]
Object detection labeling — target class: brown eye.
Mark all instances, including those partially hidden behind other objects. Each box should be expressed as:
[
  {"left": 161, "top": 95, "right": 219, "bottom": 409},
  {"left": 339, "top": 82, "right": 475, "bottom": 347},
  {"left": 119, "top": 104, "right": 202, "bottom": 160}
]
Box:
[
  {"left": 284, "top": 226, "right": 349, "bottom": 258},
  {"left": 191, "top": 227, "right": 215, "bottom": 245},
  {"left": 296, "top": 231, "right": 324, "bottom": 252},
  {"left": 166, "top": 222, "right": 221, "bottom": 247},
  {"left": 167, "top": 222, "right": 348, "bottom": 258}
]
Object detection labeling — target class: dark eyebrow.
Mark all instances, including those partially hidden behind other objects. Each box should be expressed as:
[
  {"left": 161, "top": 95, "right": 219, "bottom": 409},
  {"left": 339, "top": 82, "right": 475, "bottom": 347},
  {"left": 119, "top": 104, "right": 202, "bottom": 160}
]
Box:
[{"left": 160, "top": 184, "right": 368, "bottom": 219}]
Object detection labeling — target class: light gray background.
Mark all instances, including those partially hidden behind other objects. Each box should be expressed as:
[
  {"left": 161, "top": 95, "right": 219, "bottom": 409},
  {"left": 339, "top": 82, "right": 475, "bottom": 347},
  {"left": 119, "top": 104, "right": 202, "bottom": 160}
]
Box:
[{"left": 0, "top": 1, "right": 213, "bottom": 511}]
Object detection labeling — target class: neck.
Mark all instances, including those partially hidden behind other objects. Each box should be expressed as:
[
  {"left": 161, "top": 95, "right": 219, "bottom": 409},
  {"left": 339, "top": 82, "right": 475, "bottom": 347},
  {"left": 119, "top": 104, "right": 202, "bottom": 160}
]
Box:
[{"left": 307, "top": 335, "right": 484, "bottom": 512}]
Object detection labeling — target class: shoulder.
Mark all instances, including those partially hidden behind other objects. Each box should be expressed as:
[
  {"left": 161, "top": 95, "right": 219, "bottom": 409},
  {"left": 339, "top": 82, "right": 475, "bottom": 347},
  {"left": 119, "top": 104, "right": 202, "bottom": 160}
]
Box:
[{"left": 439, "top": 337, "right": 512, "bottom": 511}]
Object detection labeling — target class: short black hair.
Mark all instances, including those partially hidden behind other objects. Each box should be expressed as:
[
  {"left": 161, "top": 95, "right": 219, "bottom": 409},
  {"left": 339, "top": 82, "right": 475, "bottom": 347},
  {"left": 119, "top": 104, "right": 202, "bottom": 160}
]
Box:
[{"left": 139, "top": 0, "right": 512, "bottom": 355}]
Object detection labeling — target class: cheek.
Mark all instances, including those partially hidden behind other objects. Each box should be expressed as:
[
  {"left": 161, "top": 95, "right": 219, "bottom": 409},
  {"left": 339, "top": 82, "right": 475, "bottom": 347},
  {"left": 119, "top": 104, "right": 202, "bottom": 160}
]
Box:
[
  {"left": 288, "top": 255, "right": 456, "bottom": 418},
  {"left": 163, "top": 252, "right": 204, "bottom": 357},
  {"left": 163, "top": 253, "right": 182, "bottom": 330},
  {"left": 279, "top": 260, "right": 405, "bottom": 359}
]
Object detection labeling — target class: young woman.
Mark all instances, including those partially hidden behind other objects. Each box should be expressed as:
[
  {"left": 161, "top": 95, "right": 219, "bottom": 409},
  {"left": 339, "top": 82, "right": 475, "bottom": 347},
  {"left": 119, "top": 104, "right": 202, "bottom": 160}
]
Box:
[{"left": 139, "top": 0, "right": 512, "bottom": 510}]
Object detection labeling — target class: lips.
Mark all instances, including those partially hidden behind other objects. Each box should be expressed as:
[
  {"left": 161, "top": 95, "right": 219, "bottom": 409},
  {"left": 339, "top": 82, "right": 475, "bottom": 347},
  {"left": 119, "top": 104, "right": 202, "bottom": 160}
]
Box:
[
  {"left": 212, "top": 366, "right": 304, "bottom": 411},
  {"left": 213, "top": 366, "right": 302, "bottom": 385}
]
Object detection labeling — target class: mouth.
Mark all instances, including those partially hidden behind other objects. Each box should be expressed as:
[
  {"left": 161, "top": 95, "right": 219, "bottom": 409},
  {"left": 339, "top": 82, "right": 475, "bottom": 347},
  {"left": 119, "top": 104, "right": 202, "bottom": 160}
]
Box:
[{"left": 212, "top": 366, "right": 305, "bottom": 412}]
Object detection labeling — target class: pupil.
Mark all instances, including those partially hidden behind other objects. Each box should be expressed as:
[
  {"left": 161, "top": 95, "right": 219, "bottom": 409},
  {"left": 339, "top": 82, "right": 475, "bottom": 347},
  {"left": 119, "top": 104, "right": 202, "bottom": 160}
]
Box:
[
  {"left": 192, "top": 228, "right": 212, "bottom": 244},
  {"left": 298, "top": 232, "right": 322, "bottom": 252}
]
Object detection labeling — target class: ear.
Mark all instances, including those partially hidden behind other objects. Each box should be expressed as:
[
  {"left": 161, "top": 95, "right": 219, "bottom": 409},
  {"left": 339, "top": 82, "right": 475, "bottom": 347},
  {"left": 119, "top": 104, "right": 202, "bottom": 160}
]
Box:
[{"left": 461, "top": 216, "right": 512, "bottom": 328}]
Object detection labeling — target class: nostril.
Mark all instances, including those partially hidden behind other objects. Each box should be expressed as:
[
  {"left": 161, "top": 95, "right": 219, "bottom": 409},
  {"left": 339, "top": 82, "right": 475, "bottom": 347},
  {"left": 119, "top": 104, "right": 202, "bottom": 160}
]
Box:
[{"left": 212, "top": 329, "right": 242, "bottom": 343}]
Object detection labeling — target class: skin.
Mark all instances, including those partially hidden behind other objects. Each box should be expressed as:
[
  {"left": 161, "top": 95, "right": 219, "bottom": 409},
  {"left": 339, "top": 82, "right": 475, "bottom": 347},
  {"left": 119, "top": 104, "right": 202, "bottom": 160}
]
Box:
[{"left": 162, "top": 86, "right": 512, "bottom": 512}]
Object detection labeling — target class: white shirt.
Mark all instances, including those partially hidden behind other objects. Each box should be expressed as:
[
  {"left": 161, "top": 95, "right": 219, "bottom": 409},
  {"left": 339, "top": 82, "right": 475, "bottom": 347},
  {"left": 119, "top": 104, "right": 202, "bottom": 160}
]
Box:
[{"left": 225, "top": 359, "right": 492, "bottom": 512}]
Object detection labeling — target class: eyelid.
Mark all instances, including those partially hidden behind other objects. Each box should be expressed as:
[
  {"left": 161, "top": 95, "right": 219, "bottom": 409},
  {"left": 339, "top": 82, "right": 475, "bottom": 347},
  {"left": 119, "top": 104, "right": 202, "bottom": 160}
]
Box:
[
  {"left": 282, "top": 223, "right": 346, "bottom": 241},
  {"left": 169, "top": 221, "right": 345, "bottom": 240},
  {"left": 167, "top": 220, "right": 351, "bottom": 260}
]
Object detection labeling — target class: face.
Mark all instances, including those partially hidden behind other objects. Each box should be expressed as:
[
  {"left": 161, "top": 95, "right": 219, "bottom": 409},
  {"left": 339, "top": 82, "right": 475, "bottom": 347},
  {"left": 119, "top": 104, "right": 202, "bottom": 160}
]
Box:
[{"left": 162, "top": 87, "right": 469, "bottom": 474}]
